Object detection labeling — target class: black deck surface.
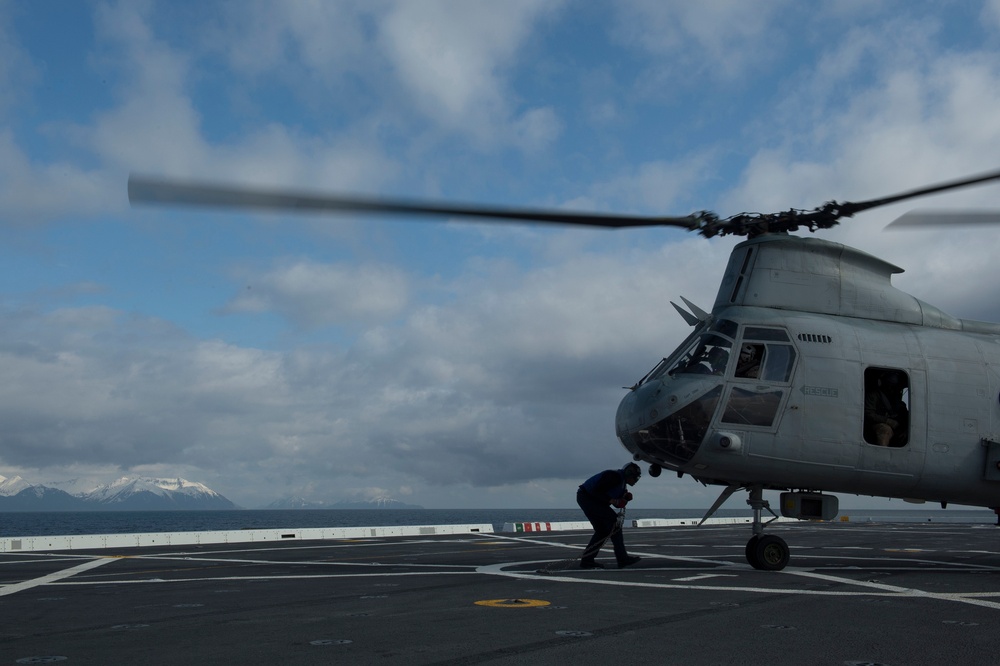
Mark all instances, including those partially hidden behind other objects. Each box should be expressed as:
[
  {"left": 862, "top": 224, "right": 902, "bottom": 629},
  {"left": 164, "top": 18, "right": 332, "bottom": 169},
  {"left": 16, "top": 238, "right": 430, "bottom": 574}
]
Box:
[{"left": 3, "top": 520, "right": 1000, "bottom": 665}]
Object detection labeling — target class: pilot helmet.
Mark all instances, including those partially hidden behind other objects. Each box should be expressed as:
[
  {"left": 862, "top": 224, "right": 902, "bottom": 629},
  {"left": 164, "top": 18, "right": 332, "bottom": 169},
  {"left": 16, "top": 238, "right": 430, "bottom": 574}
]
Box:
[
  {"left": 882, "top": 371, "right": 903, "bottom": 387},
  {"left": 740, "top": 344, "right": 755, "bottom": 361}
]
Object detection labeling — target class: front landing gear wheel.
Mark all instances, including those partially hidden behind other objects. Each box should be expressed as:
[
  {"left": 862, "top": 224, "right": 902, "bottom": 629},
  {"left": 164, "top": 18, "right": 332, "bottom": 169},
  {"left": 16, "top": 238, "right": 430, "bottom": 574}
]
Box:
[{"left": 746, "top": 534, "right": 789, "bottom": 571}]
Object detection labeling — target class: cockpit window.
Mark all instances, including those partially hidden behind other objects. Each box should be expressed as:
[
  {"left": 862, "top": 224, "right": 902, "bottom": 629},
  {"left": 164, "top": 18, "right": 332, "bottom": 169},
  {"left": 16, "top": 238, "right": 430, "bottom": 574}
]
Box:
[
  {"left": 712, "top": 318, "right": 739, "bottom": 338},
  {"left": 633, "top": 318, "right": 739, "bottom": 387},
  {"left": 628, "top": 386, "right": 723, "bottom": 464},
  {"left": 743, "top": 327, "right": 789, "bottom": 342},
  {"left": 760, "top": 344, "right": 795, "bottom": 382},
  {"left": 738, "top": 327, "right": 796, "bottom": 382},
  {"left": 721, "top": 387, "right": 783, "bottom": 427},
  {"left": 673, "top": 335, "right": 732, "bottom": 376},
  {"left": 735, "top": 343, "right": 763, "bottom": 378},
  {"left": 668, "top": 319, "right": 738, "bottom": 377}
]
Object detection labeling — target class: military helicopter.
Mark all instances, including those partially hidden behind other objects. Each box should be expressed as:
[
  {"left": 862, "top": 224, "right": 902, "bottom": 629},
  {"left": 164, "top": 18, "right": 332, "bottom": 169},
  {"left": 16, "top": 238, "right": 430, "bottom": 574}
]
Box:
[{"left": 129, "top": 167, "right": 1000, "bottom": 571}]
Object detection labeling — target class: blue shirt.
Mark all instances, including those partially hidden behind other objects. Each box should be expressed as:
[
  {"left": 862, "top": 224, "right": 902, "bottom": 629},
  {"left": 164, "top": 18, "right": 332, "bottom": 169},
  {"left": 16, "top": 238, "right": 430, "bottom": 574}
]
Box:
[{"left": 580, "top": 469, "right": 627, "bottom": 502}]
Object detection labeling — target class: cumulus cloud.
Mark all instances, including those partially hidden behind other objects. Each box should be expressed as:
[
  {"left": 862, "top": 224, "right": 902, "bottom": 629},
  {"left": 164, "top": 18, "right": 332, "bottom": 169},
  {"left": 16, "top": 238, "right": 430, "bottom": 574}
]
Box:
[
  {"left": 612, "top": 0, "right": 791, "bottom": 82},
  {"left": 378, "top": 0, "right": 564, "bottom": 147},
  {"left": 225, "top": 259, "right": 410, "bottom": 328}
]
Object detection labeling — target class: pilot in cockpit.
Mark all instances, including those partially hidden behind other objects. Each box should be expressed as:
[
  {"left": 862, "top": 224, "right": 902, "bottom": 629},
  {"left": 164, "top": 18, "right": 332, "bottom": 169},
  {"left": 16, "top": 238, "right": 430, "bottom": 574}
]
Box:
[
  {"left": 736, "top": 344, "right": 761, "bottom": 378},
  {"left": 707, "top": 346, "right": 730, "bottom": 375}
]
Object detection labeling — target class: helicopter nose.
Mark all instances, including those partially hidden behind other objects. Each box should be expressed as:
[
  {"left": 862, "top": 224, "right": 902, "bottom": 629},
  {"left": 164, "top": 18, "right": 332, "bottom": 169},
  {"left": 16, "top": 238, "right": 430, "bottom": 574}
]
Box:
[
  {"left": 617, "top": 380, "right": 723, "bottom": 466},
  {"left": 616, "top": 381, "right": 670, "bottom": 455}
]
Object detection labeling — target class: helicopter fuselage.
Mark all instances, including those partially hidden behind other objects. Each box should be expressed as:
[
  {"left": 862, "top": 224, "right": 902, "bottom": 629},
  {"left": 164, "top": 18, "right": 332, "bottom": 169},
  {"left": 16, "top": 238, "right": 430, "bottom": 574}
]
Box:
[{"left": 616, "top": 234, "right": 1000, "bottom": 510}]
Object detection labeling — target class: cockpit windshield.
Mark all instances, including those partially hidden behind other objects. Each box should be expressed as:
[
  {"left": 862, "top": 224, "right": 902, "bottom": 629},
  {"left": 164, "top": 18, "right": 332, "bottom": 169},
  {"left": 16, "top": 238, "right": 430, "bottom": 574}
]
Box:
[
  {"left": 633, "top": 318, "right": 739, "bottom": 387},
  {"left": 668, "top": 318, "right": 737, "bottom": 377},
  {"left": 671, "top": 334, "right": 732, "bottom": 376},
  {"left": 626, "top": 385, "right": 724, "bottom": 464}
]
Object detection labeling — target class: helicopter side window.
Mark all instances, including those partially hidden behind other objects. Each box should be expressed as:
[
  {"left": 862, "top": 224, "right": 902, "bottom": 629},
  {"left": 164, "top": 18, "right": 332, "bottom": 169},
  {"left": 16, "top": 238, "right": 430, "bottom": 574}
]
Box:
[
  {"left": 736, "top": 327, "right": 796, "bottom": 383},
  {"left": 760, "top": 344, "right": 796, "bottom": 382},
  {"left": 735, "top": 343, "right": 765, "bottom": 378},
  {"left": 743, "top": 326, "right": 790, "bottom": 342},
  {"left": 721, "top": 387, "right": 783, "bottom": 427},
  {"left": 863, "top": 367, "right": 910, "bottom": 447}
]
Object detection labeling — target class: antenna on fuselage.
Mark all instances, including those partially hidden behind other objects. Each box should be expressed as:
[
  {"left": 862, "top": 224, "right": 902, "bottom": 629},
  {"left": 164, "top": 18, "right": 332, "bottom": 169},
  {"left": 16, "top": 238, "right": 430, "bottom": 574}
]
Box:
[{"left": 671, "top": 296, "right": 709, "bottom": 326}]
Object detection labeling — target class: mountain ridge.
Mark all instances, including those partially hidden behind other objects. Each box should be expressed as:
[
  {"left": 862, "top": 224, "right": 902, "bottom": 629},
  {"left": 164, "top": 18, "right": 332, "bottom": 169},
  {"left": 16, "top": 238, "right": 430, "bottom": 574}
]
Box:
[{"left": 0, "top": 474, "right": 238, "bottom": 511}]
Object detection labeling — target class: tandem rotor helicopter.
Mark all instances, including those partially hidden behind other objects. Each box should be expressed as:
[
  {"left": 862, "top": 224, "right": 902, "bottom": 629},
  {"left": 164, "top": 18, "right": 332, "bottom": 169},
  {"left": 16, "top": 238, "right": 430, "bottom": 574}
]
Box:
[{"left": 130, "top": 167, "right": 1000, "bottom": 571}]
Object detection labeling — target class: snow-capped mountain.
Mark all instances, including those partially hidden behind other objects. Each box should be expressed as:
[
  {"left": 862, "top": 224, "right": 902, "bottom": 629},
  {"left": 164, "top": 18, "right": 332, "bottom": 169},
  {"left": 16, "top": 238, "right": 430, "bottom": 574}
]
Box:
[
  {"left": 0, "top": 474, "right": 238, "bottom": 511},
  {"left": 83, "top": 476, "right": 232, "bottom": 506},
  {"left": 0, "top": 475, "right": 32, "bottom": 497}
]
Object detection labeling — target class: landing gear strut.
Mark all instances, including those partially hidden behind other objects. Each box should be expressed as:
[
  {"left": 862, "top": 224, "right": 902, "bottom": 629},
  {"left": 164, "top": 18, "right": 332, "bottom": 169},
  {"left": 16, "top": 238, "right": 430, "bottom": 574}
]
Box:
[
  {"left": 745, "top": 486, "right": 789, "bottom": 571},
  {"left": 700, "top": 484, "right": 791, "bottom": 570}
]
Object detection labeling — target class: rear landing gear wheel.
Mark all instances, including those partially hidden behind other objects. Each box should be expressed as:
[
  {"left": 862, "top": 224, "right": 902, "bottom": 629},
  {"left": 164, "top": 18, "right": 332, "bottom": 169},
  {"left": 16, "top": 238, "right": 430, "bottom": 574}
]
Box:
[{"left": 746, "top": 534, "right": 789, "bottom": 571}]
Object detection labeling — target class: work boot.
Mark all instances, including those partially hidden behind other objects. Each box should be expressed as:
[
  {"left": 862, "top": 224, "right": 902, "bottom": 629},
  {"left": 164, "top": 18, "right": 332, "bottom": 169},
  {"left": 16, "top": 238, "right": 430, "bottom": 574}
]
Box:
[
  {"left": 580, "top": 559, "right": 605, "bottom": 569},
  {"left": 617, "top": 555, "right": 641, "bottom": 568}
]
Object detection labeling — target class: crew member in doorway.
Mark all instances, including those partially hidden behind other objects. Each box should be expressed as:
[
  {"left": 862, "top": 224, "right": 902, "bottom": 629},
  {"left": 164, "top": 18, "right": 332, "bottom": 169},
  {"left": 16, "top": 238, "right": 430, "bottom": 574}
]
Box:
[
  {"left": 864, "top": 370, "right": 909, "bottom": 446},
  {"left": 576, "top": 462, "right": 642, "bottom": 569}
]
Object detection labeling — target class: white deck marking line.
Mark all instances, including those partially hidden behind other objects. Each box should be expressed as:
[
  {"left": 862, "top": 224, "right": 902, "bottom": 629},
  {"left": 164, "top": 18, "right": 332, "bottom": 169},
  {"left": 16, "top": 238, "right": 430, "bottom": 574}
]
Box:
[
  {"left": 53, "top": 571, "right": 484, "bottom": 585},
  {"left": 480, "top": 560, "right": 1000, "bottom": 612},
  {"left": 0, "top": 557, "right": 117, "bottom": 597},
  {"left": 786, "top": 569, "right": 1000, "bottom": 610},
  {"left": 488, "top": 534, "right": 735, "bottom": 566},
  {"left": 131, "top": 555, "right": 475, "bottom": 569},
  {"left": 672, "top": 574, "right": 739, "bottom": 582},
  {"left": 479, "top": 562, "right": 912, "bottom": 596}
]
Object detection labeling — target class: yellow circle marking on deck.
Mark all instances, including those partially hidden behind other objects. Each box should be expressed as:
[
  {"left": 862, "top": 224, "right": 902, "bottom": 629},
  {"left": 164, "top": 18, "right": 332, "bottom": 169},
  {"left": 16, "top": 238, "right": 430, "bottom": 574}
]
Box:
[{"left": 475, "top": 598, "right": 550, "bottom": 608}]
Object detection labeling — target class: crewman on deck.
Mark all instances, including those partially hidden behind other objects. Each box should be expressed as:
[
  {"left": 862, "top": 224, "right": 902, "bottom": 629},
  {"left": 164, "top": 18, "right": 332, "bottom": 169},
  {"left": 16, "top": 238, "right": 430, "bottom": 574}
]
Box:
[
  {"left": 576, "top": 462, "right": 642, "bottom": 569},
  {"left": 865, "top": 370, "right": 909, "bottom": 447}
]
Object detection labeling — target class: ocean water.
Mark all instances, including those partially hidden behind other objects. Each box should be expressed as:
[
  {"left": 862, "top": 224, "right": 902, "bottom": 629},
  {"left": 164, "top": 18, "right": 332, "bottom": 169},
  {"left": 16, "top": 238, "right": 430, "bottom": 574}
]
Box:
[{"left": 0, "top": 507, "right": 996, "bottom": 537}]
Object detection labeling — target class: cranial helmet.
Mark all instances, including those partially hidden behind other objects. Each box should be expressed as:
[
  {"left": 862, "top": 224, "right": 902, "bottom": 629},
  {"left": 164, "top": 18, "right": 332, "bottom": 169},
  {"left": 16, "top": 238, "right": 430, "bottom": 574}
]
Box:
[
  {"left": 882, "top": 371, "right": 902, "bottom": 387},
  {"left": 622, "top": 462, "right": 641, "bottom": 483}
]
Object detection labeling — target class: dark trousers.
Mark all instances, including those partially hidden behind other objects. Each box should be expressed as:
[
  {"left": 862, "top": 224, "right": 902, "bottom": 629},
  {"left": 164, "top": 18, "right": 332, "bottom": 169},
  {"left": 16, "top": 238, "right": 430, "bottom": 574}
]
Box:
[{"left": 576, "top": 489, "right": 627, "bottom": 562}]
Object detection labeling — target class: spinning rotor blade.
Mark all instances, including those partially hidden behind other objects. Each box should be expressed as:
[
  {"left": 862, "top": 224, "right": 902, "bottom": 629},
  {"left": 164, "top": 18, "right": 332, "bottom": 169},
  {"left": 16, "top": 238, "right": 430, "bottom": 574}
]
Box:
[
  {"left": 129, "top": 166, "right": 1000, "bottom": 238},
  {"left": 841, "top": 167, "right": 1000, "bottom": 217},
  {"left": 128, "top": 174, "right": 701, "bottom": 231},
  {"left": 886, "top": 210, "right": 1000, "bottom": 229}
]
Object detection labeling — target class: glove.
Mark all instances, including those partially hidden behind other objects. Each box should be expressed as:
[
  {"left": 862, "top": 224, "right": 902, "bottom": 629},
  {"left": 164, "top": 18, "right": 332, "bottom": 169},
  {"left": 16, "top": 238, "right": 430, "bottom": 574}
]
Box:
[{"left": 612, "top": 492, "right": 632, "bottom": 509}]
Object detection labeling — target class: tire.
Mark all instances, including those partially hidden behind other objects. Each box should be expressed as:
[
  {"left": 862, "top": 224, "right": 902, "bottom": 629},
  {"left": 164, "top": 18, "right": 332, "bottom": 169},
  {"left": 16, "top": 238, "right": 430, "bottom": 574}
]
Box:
[{"left": 749, "top": 534, "right": 789, "bottom": 571}]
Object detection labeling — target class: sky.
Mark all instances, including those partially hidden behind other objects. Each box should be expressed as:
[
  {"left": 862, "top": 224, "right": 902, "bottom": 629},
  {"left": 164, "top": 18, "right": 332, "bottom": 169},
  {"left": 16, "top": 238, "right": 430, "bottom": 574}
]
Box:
[{"left": 2, "top": 1, "right": 1000, "bottom": 511}]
